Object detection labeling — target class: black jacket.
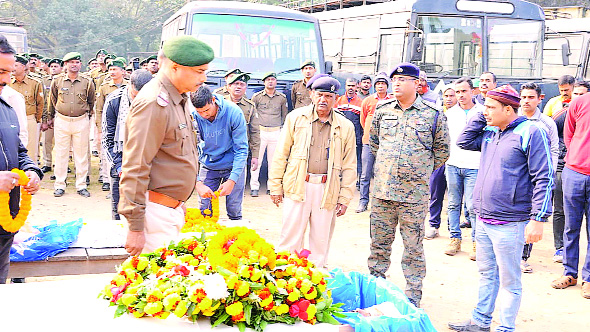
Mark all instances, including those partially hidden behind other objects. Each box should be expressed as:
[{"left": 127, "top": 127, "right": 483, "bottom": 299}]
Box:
[{"left": 0, "top": 96, "right": 43, "bottom": 237}]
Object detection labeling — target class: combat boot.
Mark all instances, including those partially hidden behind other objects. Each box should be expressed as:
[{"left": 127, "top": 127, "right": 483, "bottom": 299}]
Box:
[{"left": 445, "top": 238, "right": 461, "bottom": 256}]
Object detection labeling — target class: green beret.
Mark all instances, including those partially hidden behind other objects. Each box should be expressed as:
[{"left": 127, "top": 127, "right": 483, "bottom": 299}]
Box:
[
  {"left": 162, "top": 36, "right": 214, "bottom": 67},
  {"left": 261, "top": 72, "right": 276, "bottom": 81},
  {"left": 228, "top": 72, "right": 250, "bottom": 84},
  {"left": 106, "top": 53, "right": 116, "bottom": 60},
  {"left": 15, "top": 55, "right": 28, "bottom": 65},
  {"left": 87, "top": 57, "right": 97, "bottom": 65},
  {"left": 96, "top": 49, "right": 108, "bottom": 57},
  {"left": 224, "top": 68, "right": 242, "bottom": 78},
  {"left": 139, "top": 58, "right": 148, "bottom": 66},
  {"left": 28, "top": 53, "right": 41, "bottom": 59},
  {"left": 48, "top": 58, "right": 63, "bottom": 66},
  {"left": 146, "top": 55, "right": 157, "bottom": 62},
  {"left": 41, "top": 58, "right": 51, "bottom": 64},
  {"left": 62, "top": 52, "right": 82, "bottom": 62},
  {"left": 19, "top": 53, "right": 30, "bottom": 61},
  {"left": 108, "top": 58, "right": 126, "bottom": 70},
  {"left": 300, "top": 60, "right": 315, "bottom": 69}
]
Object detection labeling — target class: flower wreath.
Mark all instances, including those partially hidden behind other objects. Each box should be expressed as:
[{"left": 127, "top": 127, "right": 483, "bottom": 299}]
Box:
[{"left": 0, "top": 169, "right": 31, "bottom": 233}]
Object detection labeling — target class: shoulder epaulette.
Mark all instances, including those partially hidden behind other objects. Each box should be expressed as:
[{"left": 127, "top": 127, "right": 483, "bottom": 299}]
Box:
[
  {"left": 376, "top": 98, "right": 396, "bottom": 109},
  {"left": 422, "top": 99, "right": 441, "bottom": 112}
]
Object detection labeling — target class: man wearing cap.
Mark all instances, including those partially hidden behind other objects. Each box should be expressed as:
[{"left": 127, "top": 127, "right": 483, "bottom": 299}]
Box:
[
  {"left": 0, "top": 35, "right": 43, "bottom": 284},
  {"left": 250, "top": 72, "right": 288, "bottom": 197},
  {"left": 291, "top": 60, "right": 316, "bottom": 110},
  {"left": 94, "top": 57, "right": 129, "bottom": 191},
  {"left": 89, "top": 49, "right": 108, "bottom": 79},
  {"left": 358, "top": 75, "right": 372, "bottom": 100},
  {"left": 368, "top": 63, "right": 449, "bottom": 307},
  {"left": 213, "top": 68, "right": 242, "bottom": 97},
  {"left": 26, "top": 53, "right": 43, "bottom": 80},
  {"left": 448, "top": 85, "right": 553, "bottom": 332},
  {"left": 47, "top": 52, "right": 95, "bottom": 198},
  {"left": 224, "top": 71, "right": 260, "bottom": 183},
  {"left": 269, "top": 76, "right": 356, "bottom": 268},
  {"left": 475, "top": 71, "right": 497, "bottom": 105},
  {"left": 357, "top": 72, "right": 393, "bottom": 213},
  {"left": 119, "top": 36, "right": 213, "bottom": 255},
  {"left": 10, "top": 54, "right": 44, "bottom": 164},
  {"left": 146, "top": 55, "right": 158, "bottom": 75},
  {"left": 335, "top": 78, "right": 364, "bottom": 188},
  {"left": 139, "top": 58, "right": 148, "bottom": 70},
  {"left": 87, "top": 58, "right": 99, "bottom": 72},
  {"left": 39, "top": 58, "right": 63, "bottom": 173}
]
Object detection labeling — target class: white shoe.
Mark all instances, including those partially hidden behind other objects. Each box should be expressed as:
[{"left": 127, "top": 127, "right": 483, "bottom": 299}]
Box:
[{"left": 425, "top": 227, "right": 439, "bottom": 240}]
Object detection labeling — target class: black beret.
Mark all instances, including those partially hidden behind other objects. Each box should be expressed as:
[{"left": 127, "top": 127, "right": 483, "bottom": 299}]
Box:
[
  {"left": 311, "top": 76, "right": 340, "bottom": 93},
  {"left": 389, "top": 62, "right": 420, "bottom": 79}
]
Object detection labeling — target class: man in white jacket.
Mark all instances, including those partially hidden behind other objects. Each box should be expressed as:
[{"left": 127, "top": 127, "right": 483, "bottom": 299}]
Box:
[{"left": 444, "top": 77, "right": 484, "bottom": 259}]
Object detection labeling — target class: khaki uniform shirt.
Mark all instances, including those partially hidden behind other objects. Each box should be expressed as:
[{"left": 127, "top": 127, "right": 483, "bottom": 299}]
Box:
[
  {"left": 213, "top": 86, "right": 230, "bottom": 98},
  {"left": 42, "top": 75, "right": 54, "bottom": 123},
  {"left": 370, "top": 95, "right": 450, "bottom": 203},
  {"left": 307, "top": 112, "right": 332, "bottom": 174},
  {"left": 224, "top": 95, "right": 261, "bottom": 157},
  {"left": 291, "top": 79, "right": 312, "bottom": 110},
  {"left": 119, "top": 73, "right": 198, "bottom": 231},
  {"left": 251, "top": 89, "right": 288, "bottom": 128},
  {"left": 9, "top": 75, "right": 44, "bottom": 122},
  {"left": 48, "top": 73, "right": 95, "bottom": 118},
  {"left": 95, "top": 78, "right": 129, "bottom": 126}
]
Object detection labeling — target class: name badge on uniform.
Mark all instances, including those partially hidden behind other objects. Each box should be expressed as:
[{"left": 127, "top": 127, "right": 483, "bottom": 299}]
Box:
[
  {"left": 61, "top": 87, "right": 69, "bottom": 91},
  {"left": 179, "top": 124, "right": 187, "bottom": 130}
]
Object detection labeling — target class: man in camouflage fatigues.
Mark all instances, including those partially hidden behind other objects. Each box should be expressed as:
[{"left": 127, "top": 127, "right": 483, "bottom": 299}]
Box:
[{"left": 368, "top": 63, "right": 449, "bottom": 307}]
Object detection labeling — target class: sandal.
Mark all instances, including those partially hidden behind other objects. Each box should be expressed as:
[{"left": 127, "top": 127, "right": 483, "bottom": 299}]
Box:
[
  {"left": 520, "top": 260, "right": 533, "bottom": 273},
  {"left": 551, "top": 275, "right": 577, "bottom": 289},
  {"left": 582, "top": 282, "right": 590, "bottom": 299}
]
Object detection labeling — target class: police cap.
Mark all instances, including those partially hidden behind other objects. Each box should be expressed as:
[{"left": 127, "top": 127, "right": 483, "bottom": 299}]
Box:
[
  {"left": 389, "top": 62, "right": 420, "bottom": 79},
  {"left": 311, "top": 76, "right": 340, "bottom": 93}
]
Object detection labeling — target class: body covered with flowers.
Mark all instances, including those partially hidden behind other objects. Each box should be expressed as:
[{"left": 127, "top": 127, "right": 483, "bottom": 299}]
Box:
[{"left": 100, "top": 227, "right": 343, "bottom": 331}]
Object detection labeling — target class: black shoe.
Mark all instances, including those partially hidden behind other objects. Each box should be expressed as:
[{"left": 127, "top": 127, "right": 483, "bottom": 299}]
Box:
[
  {"left": 460, "top": 221, "right": 472, "bottom": 228},
  {"left": 251, "top": 190, "right": 259, "bottom": 197},
  {"left": 68, "top": 167, "right": 72, "bottom": 173},
  {"left": 448, "top": 320, "right": 490, "bottom": 332},
  {"left": 77, "top": 188, "right": 91, "bottom": 197},
  {"left": 11, "top": 278, "right": 25, "bottom": 283},
  {"left": 50, "top": 175, "right": 56, "bottom": 180},
  {"left": 86, "top": 176, "right": 90, "bottom": 185},
  {"left": 355, "top": 203, "right": 368, "bottom": 213},
  {"left": 98, "top": 175, "right": 103, "bottom": 183},
  {"left": 54, "top": 189, "right": 65, "bottom": 197},
  {"left": 92, "top": 151, "right": 99, "bottom": 157},
  {"left": 40, "top": 166, "right": 52, "bottom": 173},
  {"left": 102, "top": 182, "right": 110, "bottom": 191},
  {"left": 266, "top": 189, "right": 270, "bottom": 195}
]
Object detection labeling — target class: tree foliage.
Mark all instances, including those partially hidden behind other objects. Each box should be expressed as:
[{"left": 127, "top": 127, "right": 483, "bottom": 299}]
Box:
[{"left": 0, "top": 0, "right": 185, "bottom": 60}]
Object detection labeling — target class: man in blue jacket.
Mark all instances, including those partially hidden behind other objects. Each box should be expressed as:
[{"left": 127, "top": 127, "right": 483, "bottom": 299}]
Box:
[
  {"left": 0, "top": 35, "right": 42, "bottom": 284},
  {"left": 448, "top": 85, "right": 554, "bottom": 332},
  {"left": 192, "top": 85, "right": 248, "bottom": 220}
]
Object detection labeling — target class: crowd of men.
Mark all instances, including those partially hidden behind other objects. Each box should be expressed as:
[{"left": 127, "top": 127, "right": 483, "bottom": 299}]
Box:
[{"left": 0, "top": 33, "right": 589, "bottom": 332}]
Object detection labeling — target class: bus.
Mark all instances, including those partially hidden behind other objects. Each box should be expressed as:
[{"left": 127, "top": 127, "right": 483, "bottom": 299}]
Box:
[
  {"left": 544, "top": 18, "right": 590, "bottom": 81},
  {"left": 312, "top": 0, "right": 545, "bottom": 87},
  {"left": 162, "top": 1, "right": 328, "bottom": 104},
  {"left": 0, "top": 25, "right": 27, "bottom": 53}
]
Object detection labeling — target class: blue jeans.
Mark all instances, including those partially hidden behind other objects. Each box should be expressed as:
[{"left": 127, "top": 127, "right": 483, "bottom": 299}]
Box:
[
  {"left": 562, "top": 167, "right": 590, "bottom": 281},
  {"left": 199, "top": 166, "right": 246, "bottom": 220},
  {"left": 472, "top": 219, "right": 526, "bottom": 332},
  {"left": 446, "top": 165, "right": 478, "bottom": 239},
  {"left": 428, "top": 164, "right": 447, "bottom": 228},
  {"left": 359, "top": 144, "right": 375, "bottom": 205}
]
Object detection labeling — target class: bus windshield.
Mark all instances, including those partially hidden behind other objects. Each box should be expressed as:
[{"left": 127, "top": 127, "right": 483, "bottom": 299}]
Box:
[{"left": 191, "top": 13, "right": 320, "bottom": 80}]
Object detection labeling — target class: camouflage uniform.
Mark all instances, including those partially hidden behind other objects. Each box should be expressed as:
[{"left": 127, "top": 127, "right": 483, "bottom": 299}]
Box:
[{"left": 368, "top": 95, "right": 449, "bottom": 306}]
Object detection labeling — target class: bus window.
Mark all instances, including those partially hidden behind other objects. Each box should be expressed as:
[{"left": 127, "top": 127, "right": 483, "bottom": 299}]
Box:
[
  {"left": 377, "top": 32, "right": 405, "bottom": 74},
  {"left": 415, "top": 16, "right": 483, "bottom": 76},
  {"left": 543, "top": 34, "right": 582, "bottom": 79},
  {"left": 488, "top": 19, "right": 542, "bottom": 78},
  {"left": 319, "top": 21, "right": 343, "bottom": 68},
  {"left": 191, "top": 13, "right": 320, "bottom": 80},
  {"left": 339, "top": 18, "right": 379, "bottom": 73}
]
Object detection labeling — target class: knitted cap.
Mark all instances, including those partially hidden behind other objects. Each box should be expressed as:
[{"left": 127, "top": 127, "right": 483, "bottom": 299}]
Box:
[{"left": 487, "top": 85, "right": 520, "bottom": 108}]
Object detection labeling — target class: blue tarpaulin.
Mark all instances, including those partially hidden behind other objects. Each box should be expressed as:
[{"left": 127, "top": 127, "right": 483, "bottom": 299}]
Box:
[
  {"left": 328, "top": 269, "right": 437, "bottom": 332},
  {"left": 10, "top": 219, "right": 83, "bottom": 262}
]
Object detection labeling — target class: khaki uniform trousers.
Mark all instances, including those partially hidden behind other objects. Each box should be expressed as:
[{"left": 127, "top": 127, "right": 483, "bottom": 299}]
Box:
[
  {"left": 26, "top": 114, "right": 39, "bottom": 164},
  {"left": 142, "top": 197, "right": 185, "bottom": 254},
  {"left": 278, "top": 179, "right": 336, "bottom": 268},
  {"left": 53, "top": 113, "right": 90, "bottom": 190},
  {"left": 250, "top": 128, "right": 280, "bottom": 191},
  {"left": 42, "top": 127, "right": 54, "bottom": 168}
]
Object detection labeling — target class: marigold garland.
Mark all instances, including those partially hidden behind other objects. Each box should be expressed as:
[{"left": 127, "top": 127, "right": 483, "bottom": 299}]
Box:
[
  {"left": 207, "top": 227, "right": 276, "bottom": 273},
  {"left": 182, "top": 191, "right": 222, "bottom": 233},
  {"left": 0, "top": 169, "right": 31, "bottom": 233}
]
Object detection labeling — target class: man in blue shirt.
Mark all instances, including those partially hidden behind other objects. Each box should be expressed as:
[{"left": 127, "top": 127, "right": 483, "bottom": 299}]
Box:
[{"left": 192, "top": 85, "right": 249, "bottom": 220}]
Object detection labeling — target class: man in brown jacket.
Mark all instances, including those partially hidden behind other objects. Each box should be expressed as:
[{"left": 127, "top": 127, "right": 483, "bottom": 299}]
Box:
[{"left": 269, "top": 76, "right": 357, "bottom": 268}]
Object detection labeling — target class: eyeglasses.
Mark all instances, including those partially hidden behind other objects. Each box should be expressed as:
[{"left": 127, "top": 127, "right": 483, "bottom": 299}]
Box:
[{"left": 391, "top": 77, "right": 416, "bottom": 83}]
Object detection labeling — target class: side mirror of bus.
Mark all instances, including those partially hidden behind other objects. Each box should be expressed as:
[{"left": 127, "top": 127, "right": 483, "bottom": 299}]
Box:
[
  {"left": 409, "top": 37, "right": 424, "bottom": 62},
  {"left": 325, "top": 61, "right": 333, "bottom": 74},
  {"left": 562, "top": 42, "right": 571, "bottom": 66}
]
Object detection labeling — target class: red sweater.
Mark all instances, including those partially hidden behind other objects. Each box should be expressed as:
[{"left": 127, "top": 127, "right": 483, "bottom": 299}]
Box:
[{"left": 565, "top": 93, "right": 590, "bottom": 175}]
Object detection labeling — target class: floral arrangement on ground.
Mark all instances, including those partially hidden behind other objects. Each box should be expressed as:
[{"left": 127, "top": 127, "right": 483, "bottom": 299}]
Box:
[{"left": 100, "top": 227, "right": 344, "bottom": 331}]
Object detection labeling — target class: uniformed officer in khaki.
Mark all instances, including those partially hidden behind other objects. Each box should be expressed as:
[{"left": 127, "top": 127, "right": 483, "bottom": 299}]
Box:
[
  {"left": 269, "top": 76, "right": 357, "bottom": 268},
  {"left": 145, "top": 55, "right": 159, "bottom": 75},
  {"left": 10, "top": 54, "right": 43, "bottom": 163},
  {"left": 250, "top": 72, "right": 288, "bottom": 197},
  {"left": 291, "top": 60, "right": 316, "bottom": 110},
  {"left": 119, "top": 36, "right": 214, "bottom": 256},
  {"left": 224, "top": 72, "right": 260, "bottom": 175},
  {"left": 48, "top": 52, "right": 95, "bottom": 198},
  {"left": 40, "top": 58, "right": 63, "bottom": 173},
  {"left": 213, "top": 68, "right": 242, "bottom": 97},
  {"left": 89, "top": 49, "right": 108, "bottom": 79}
]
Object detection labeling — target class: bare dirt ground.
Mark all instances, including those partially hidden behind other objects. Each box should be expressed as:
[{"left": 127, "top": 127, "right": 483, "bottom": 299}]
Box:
[{"left": 19, "top": 158, "right": 590, "bottom": 332}]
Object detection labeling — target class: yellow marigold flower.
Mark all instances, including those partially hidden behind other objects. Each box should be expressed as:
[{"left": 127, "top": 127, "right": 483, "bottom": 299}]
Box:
[
  {"left": 287, "top": 288, "right": 300, "bottom": 302},
  {"left": 236, "top": 281, "right": 250, "bottom": 297},
  {"left": 197, "top": 297, "right": 213, "bottom": 311},
  {"left": 225, "top": 301, "right": 244, "bottom": 316},
  {"left": 274, "top": 303, "right": 289, "bottom": 315}
]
